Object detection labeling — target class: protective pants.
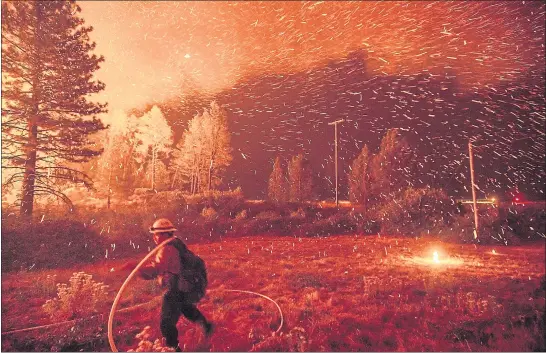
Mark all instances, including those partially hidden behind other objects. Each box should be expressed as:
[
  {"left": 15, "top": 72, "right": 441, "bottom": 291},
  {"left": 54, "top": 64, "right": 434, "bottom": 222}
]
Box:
[{"left": 160, "top": 290, "right": 208, "bottom": 348}]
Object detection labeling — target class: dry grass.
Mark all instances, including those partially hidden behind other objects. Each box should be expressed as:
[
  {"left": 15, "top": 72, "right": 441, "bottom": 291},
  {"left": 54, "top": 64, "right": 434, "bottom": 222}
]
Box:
[{"left": 2, "top": 235, "right": 545, "bottom": 351}]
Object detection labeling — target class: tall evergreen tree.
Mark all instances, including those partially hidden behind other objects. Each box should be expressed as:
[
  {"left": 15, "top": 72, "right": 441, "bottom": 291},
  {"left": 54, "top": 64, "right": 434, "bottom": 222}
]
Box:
[
  {"left": 288, "top": 153, "right": 313, "bottom": 202},
  {"left": 301, "top": 157, "right": 313, "bottom": 201},
  {"left": 348, "top": 145, "right": 370, "bottom": 210},
  {"left": 268, "top": 156, "right": 286, "bottom": 203},
  {"left": 2, "top": 1, "right": 107, "bottom": 215},
  {"left": 369, "top": 128, "right": 414, "bottom": 204}
]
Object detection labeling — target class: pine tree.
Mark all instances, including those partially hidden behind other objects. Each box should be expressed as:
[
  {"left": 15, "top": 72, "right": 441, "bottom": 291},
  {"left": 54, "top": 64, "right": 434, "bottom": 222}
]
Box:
[
  {"left": 2, "top": 1, "right": 107, "bottom": 215},
  {"left": 301, "top": 157, "right": 313, "bottom": 201},
  {"left": 288, "top": 154, "right": 302, "bottom": 202},
  {"left": 348, "top": 145, "right": 370, "bottom": 210},
  {"left": 288, "top": 153, "right": 313, "bottom": 202},
  {"left": 369, "top": 129, "right": 414, "bottom": 204},
  {"left": 268, "top": 156, "right": 286, "bottom": 203}
]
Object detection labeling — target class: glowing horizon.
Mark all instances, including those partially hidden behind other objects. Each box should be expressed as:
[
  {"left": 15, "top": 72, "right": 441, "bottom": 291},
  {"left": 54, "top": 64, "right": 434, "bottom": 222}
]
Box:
[{"left": 79, "top": 1, "right": 545, "bottom": 111}]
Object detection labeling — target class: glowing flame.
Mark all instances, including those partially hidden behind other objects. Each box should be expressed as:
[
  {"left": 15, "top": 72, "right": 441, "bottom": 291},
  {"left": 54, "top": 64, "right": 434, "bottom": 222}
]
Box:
[
  {"left": 492, "top": 249, "right": 496, "bottom": 255},
  {"left": 404, "top": 249, "right": 462, "bottom": 267}
]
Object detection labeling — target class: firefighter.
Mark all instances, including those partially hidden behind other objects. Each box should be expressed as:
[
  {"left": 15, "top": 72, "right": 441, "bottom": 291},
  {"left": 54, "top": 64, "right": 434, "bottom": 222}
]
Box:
[{"left": 122, "top": 218, "right": 212, "bottom": 351}]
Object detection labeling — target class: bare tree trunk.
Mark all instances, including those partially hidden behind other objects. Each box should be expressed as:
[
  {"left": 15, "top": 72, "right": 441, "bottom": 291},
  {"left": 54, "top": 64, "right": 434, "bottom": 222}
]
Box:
[
  {"left": 298, "top": 173, "right": 301, "bottom": 202},
  {"left": 196, "top": 168, "right": 200, "bottom": 194},
  {"left": 171, "top": 165, "right": 179, "bottom": 190},
  {"left": 189, "top": 160, "right": 194, "bottom": 194},
  {"left": 195, "top": 156, "right": 203, "bottom": 194},
  {"left": 20, "top": 120, "right": 38, "bottom": 216},
  {"left": 208, "top": 158, "right": 213, "bottom": 191},
  {"left": 123, "top": 137, "right": 136, "bottom": 190},
  {"left": 151, "top": 146, "right": 156, "bottom": 190},
  {"left": 20, "top": 3, "right": 43, "bottom": 216},
  {"left": 194, "top": 164, "right": 197, "bottom": 194},
  {"left": 190, "top": 155, "right": 196, "bottom": 194},
  {"left": 192, "top": 172, "right": 195, "bottom": 195},
  {"left": 107, "top": 162, "right": 112, "bottom": 209}
]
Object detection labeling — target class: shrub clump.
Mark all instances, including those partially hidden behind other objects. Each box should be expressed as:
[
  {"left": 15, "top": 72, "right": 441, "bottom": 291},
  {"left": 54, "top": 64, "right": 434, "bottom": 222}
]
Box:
[
  {"left": 432, "top": 205, "right": 546, "bottom": 245},
  {"left": 201, "top": 206, "right": 218, "bottom": 221},
  {"left": 186, "top": 188, "right": 245, "bottom": 216},
  {"left": 255, "top": 210, "right": 281, "bottom": 221},
  {"left": 298, "top": 213, "right": 357, "bottom": 237},
  {"left": 290, "top": 208, "right": 307, "bottom": 219},
  {"left": 42, "top": 272, "right": 109, "bottom": 321},
  {"left": 128, "top": 326, "right": 175, "bottom": 352},
  {"left": 126, "top": 190, "right": 186, "bottom": 210},
  {"left": 375, "top": 187, "right": 451, "bottom": 235},
  {"left": 235, "top": 209, "right": 248, "bottom": 221},
  {"left": 250, "top": 327, "right": 308, "bottom": 352}
]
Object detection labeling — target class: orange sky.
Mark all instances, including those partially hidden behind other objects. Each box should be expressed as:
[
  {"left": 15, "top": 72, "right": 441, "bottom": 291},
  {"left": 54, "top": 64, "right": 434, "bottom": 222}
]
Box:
[{"left": 80, "top": 1, "right": 545, "bottom": 111}]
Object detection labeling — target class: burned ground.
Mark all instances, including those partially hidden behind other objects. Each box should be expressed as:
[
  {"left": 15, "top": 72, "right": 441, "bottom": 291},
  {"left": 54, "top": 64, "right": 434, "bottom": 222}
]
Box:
[{"left": 2, "top": 235, "right": 544, "bottom": 351}]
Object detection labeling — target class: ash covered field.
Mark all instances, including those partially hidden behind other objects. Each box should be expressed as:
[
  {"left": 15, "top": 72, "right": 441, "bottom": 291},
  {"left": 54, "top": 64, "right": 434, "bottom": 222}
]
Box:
[{"left": 2, "top": 235, "right": 544, "bottom": 352}]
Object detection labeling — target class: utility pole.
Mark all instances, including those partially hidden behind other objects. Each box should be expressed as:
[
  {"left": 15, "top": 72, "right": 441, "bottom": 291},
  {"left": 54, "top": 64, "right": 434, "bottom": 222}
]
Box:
[
  {"left": 328, "top": 119, "right": 344, "bottom": 207},
  {"left": 468, "top": 140, "right": 479, "bottom": 239},
  {"left": 466, "top": 137, "right": 533, "bottom": 240}
]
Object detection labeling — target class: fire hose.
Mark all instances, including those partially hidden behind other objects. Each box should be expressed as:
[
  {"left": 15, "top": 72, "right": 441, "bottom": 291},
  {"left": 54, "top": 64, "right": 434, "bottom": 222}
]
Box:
[{"left": 108, "top": 237, "right": 284, "bottom": 352}]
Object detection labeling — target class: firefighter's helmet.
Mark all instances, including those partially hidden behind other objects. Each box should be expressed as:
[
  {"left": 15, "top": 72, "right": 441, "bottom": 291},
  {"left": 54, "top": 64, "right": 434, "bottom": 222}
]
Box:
[{"left": 149, "top": 218, "right": 177, "bottom": 234}]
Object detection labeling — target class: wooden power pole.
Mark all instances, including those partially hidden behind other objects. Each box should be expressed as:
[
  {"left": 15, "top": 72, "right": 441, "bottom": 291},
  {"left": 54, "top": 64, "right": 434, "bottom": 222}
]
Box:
[
  {"left": 328, "top": 119, "right": 344, "bottom": 207},
  {"left": 468, "top": 141, "right": 479, "bottom": 239}
]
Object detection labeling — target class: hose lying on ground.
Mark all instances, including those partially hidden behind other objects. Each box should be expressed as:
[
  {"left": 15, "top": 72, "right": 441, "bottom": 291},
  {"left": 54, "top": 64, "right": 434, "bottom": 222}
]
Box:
[
  {"left": 1, "top": 297, "right": 161, "bottom": 336},
  {"left": 108, "top": 237, "right": 284, "bottom": 352},
  {"left": 210, "top": 288, "right": 284, "bottom": 334}
]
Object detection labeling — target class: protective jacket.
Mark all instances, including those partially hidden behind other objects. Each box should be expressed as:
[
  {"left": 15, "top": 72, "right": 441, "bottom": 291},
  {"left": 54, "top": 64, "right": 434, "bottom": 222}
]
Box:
[{"left": 139, "top": 240, "right": 190, "bottom": 292}]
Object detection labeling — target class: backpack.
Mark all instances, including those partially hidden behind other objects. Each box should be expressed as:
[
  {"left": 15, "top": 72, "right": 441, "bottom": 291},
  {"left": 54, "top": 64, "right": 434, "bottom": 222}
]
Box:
[{"left": 169, "top": 238, "right": 208, "bottom": 302}]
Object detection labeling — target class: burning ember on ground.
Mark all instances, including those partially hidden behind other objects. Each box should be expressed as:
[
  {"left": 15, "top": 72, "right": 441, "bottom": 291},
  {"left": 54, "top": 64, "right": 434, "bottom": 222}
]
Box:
[{"left": 402, "top": 248, "right": 464, "bottom": 267}]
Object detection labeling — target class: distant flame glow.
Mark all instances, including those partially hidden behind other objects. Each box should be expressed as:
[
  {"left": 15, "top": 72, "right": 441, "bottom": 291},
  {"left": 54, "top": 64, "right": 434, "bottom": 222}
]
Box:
[{"left": 402, "top": 248, "right": 463, "bottom": 267}]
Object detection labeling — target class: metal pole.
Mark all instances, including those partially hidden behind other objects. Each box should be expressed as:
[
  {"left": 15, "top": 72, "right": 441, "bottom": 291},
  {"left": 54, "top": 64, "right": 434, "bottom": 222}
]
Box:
[
  {"left": 468, "top": 141, "right": 479, "bottom": 239},
  {"left": 328, "top": 120, "right": 344, "bottom": 207}
]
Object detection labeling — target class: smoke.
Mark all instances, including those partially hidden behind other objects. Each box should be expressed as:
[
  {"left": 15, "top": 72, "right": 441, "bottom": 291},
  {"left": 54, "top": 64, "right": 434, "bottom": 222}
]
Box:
[{"left": 80, "top": 1, "right": 544, "bottom": 111}]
